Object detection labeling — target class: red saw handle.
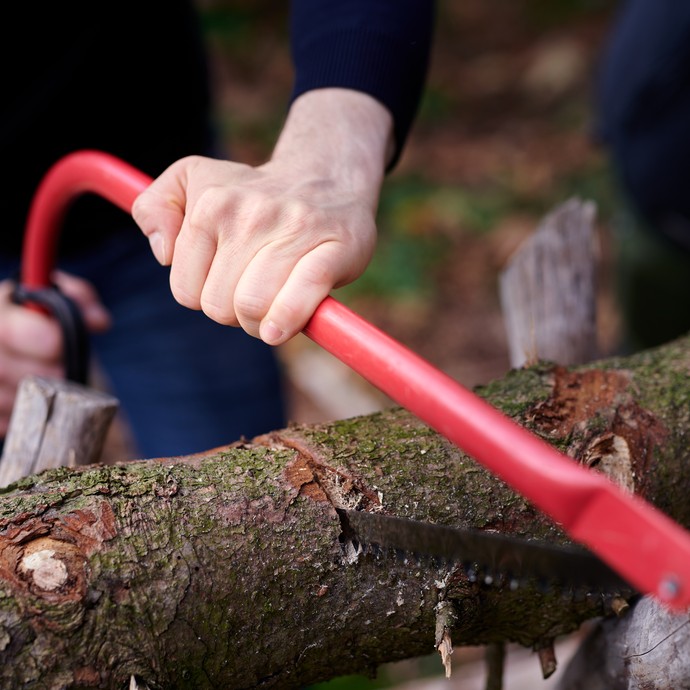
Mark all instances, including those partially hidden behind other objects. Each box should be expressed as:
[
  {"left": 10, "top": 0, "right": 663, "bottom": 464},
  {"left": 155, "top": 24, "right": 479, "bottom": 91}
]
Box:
[{"left": 23, "top": 149, "right": 690, "bottom": 611}]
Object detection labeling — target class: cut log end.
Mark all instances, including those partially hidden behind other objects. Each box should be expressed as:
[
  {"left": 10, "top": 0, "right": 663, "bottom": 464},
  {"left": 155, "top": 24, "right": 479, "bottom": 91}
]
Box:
[{"left": 0, "top": 375, "right": 119, "bottom": 488}]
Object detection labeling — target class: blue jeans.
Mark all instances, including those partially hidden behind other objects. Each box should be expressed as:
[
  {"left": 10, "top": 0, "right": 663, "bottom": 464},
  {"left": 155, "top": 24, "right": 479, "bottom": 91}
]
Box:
[{"left": 1, "top": 228, "right": 286, "bottom": 458}]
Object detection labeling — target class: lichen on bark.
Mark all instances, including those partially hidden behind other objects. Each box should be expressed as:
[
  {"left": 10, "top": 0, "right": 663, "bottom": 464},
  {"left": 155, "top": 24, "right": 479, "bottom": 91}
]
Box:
[{"left": 1, "top": 334, "right": 689, "bottom": 688}]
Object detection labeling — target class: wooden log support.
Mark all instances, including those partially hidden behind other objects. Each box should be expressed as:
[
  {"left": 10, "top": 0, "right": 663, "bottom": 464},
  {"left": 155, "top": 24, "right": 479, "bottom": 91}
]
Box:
[
  {"left": 500, "top": 197, "right": 690, "bottom": 688},
  {"left": 557, "top": 597, "right": 690, "bottom": 690},
  {"left": 0, "top": 375, "right": 118, "bottom": 488},
  {"left": 498, "top": 197, "right": 601, "bottom": 686},
  {"left": 499, "top": 197, "right": 599, "bottom": 368}
]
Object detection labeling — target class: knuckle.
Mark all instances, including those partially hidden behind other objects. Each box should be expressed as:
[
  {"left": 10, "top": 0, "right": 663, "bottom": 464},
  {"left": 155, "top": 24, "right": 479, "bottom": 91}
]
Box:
[
  {"left": 187, "top": 187, "right": 224, "bottom": 229},
  {"left": 233, "top": 290, "right": 270, "bottom": 325},
  {"left": 130, "top": 193, "right": 147, "bottom": 221},
  {"left": 270, "top": 298, "right": 301, "bottom": 328},
  {"left": 298, "top": 256, "right": 333, "bottom": 288},
  {"left": 283, "top": 200, "right": 326, "bottom": 235},
  {"left": 187, "top": 186, "right": 247, "bottom": 236},
  {"left": 198, "top": 280, "right": 237, "bottom": 326}
]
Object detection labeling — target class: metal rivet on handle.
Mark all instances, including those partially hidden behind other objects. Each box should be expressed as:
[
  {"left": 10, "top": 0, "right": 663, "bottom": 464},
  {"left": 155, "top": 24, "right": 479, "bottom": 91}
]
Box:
[{"left": 658, "top": 574, "right": 681, "bottom": 603}]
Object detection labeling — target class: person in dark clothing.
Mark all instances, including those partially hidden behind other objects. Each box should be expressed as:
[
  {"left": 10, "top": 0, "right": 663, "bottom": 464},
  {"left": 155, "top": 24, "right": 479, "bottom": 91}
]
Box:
[
  {"left": 0, "top": 1, "right": 434, "bottom": 457},
  {"left": 594, "top": 0, "right": 690, "bottom": 351}
]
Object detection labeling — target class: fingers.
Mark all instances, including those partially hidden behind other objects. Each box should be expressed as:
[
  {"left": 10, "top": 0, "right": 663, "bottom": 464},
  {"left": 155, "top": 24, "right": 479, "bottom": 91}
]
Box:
[
  {"left": 132, "top": 155, "right": 205, "bottom": 267},
  {"left": 0, "top": 272, "right": 112, "bottom": 435},
  {"left": 167, "top": 183, "right": 242, "bottom": 313},
  {"left": 258, "top": 243, "right": 355, "bottom": 344},
  {"left": 185, "top": 195, "right": 372, "bottom": 343},
  {"left": 191, "top": 194, "right": 321, "bottom": 334},
  {"left": 230, "top": 242, "right": 321, "bottom": 341},
  {"left": 252, "top": 208, "right": 376, "bottom": 343},
  {"left": 131, "top": 155, "right": 379, "bottom": 346},
  {"left": 0, "top": 280, "right": 65, "bottom": 434},
  {"left": 0, "top": 281, "right": 63, "bottom": 361}
]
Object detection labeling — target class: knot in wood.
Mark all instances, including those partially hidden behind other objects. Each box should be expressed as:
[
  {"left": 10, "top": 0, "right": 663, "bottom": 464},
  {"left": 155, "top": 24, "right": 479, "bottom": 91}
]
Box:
[{"left": 16, "top": 536, "right": 86, "bottom": 600}]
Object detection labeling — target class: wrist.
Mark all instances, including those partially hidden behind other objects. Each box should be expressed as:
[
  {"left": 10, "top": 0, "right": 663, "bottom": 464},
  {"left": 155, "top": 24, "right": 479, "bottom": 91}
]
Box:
[{"left": 269, "top": 88, "right": 393, "bottom": 207}]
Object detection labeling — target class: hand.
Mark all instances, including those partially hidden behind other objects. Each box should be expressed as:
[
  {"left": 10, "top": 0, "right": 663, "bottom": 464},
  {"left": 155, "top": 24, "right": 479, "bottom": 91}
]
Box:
[
  {"left": 0, "top": 272, "right": 111, "bottom": 436},
  {"left": 132, "top": 88, "right": 393, "bottom": 345}
]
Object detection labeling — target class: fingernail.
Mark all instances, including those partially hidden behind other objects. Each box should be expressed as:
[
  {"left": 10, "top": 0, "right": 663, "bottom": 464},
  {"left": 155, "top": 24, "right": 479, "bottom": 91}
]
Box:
[
  {"left": 260, "top": 320, "right": 284, "bottom": 345},
  {"left": 148, "top": 232, "right": 168, "bottom": 265}
]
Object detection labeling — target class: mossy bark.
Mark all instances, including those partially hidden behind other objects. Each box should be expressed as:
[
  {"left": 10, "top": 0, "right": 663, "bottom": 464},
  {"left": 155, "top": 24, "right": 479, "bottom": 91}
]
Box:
[{"left": 1, "top": 334, "right": 689, "bottom": 689}]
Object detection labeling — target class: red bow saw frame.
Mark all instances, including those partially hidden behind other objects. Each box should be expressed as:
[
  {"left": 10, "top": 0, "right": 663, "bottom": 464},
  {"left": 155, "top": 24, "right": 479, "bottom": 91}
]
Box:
[{"left": 19, "top": 149, "right": 690, "bottom": 612}]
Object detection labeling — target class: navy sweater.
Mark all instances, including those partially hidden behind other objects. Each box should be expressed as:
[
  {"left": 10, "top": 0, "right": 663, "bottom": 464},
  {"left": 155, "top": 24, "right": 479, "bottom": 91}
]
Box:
[
  {"left": 595, "top": 0, "right": 690, "bottom": 250},
  {"left": 1, "top": 1, "right": 434, "bottom": 257}
]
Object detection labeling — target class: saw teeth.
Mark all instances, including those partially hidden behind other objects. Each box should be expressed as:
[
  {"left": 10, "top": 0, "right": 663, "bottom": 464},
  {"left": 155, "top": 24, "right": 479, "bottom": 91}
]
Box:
[
  {"left": 354, "top": 541, "right": 620, "bottom": 598},
  {"left": 430, "top": 555, "right": 448, "bottom": 569},
  {"left": 370, "top": 542, "right": 384, "bottom": 559},
  {"left": 394, "top": 548, "right": 409, "bottom": 564},
  {"left": 359, "top": 541, "right": 381, "bottom": 559}
]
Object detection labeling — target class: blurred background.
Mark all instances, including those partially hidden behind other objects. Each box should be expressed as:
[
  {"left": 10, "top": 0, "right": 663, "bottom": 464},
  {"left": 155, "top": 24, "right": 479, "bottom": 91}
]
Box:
[
  {"left": 117, "top": 0, "right": 625, "bottom": 686},
  {"left": 195, "top": 0, "right": 623, "bottom": 425}
]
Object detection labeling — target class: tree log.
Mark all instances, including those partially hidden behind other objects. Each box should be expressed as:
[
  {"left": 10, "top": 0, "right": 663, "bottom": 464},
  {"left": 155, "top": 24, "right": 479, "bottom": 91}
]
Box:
[{"left": 1, "top": 335, "right": 689, "bottom": 689}]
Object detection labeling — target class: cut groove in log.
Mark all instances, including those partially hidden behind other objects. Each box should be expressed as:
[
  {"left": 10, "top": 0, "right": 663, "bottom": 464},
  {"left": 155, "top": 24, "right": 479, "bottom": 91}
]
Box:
[{"left": 3, "top": 331, "right": 689, "bottom": 688}]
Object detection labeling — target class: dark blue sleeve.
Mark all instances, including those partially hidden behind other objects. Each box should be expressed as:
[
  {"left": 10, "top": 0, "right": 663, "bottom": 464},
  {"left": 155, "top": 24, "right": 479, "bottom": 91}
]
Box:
[
  {"left": 289, "top": 0, "right": 435, "bottom": 169},
  {"left": 595, "top": 0, "right": 690, "bottom": 249}
]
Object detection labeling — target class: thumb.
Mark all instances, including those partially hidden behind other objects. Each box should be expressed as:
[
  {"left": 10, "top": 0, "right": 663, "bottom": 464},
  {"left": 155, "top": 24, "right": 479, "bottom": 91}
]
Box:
[{"left": 131, "top": 157, "right": 195, "bottom": 266}]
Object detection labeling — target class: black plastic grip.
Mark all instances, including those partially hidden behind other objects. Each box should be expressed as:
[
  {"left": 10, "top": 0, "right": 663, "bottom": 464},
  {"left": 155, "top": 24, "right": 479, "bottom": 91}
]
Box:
[{"left": 11, "top": 282, "right": 90, "bottom": 385}]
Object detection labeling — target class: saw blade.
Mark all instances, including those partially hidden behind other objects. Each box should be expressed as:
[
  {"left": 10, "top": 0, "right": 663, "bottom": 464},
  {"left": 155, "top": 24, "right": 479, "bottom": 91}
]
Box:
[{"left": 338, "top": 508, "right": 634, "bottom": 593}]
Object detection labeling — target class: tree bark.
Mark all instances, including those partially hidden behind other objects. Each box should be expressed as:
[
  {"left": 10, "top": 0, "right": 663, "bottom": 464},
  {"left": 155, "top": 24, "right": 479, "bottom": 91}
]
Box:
[{"left": 1, "top": 334, "right": 689, "bottom": 689}]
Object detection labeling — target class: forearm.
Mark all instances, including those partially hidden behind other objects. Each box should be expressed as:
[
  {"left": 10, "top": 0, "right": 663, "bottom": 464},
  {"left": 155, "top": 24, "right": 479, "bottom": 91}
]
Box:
[
  {"left": 289, "top": 0, "right": 435, "bottom": 168},
  {"left": 269, "top": 88, "right": 393, "bottom": 213}
]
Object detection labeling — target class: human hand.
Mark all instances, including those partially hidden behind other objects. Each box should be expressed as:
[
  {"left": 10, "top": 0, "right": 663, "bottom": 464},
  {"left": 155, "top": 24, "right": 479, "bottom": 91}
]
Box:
[
  {"left": 0, "top": 272, "right": 111, "bottom": 435},
  {"left": 132, "top": 88, "right": 393, "bottom": 345}
]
